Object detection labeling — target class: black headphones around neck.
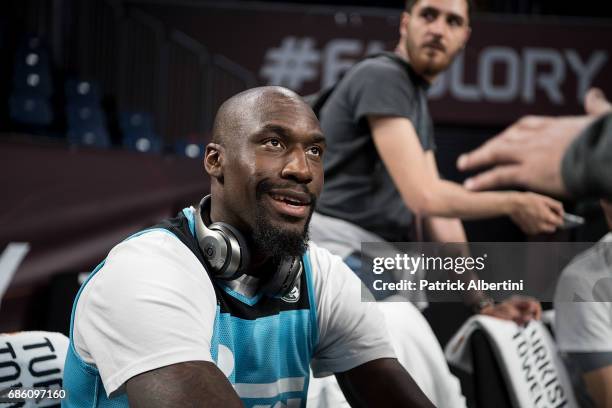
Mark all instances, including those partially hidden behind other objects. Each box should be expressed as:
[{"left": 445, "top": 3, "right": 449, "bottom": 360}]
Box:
[{"left": 194, "top": 195, "right": 303, "bottom": 298}]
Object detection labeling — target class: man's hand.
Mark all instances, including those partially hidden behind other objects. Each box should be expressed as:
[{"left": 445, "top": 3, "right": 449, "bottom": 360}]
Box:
[
  {"left": 480, "top": 296, "right": 542, "bottom": 326},
  {"left": 508, "top": 192, "right": 564, "bottom": 234},
  {"left": 457, "top": 115, "right": 593, "bottom": 197},
  {"left": 457, "top": 87, "right": 611, "bottom": 197},
  {"left": 585, "top": 87, "right": 612, "bottom": 116}
]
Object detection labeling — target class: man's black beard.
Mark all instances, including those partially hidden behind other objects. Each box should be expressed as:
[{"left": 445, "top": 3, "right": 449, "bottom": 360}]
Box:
[
  {"left": 253, "top": 180, "right": 316, "bottom": 261},
  {"left": 252, "top": 212, "right": 311, "bottom": 261}
]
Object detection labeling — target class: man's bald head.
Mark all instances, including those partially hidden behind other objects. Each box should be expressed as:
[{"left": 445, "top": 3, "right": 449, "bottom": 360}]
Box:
[
  {"left": 204, "top": 86, "right": 325, "bottom": 266},
  {"left": 212, "top": 86, "right": 316, "bottom": 146}
]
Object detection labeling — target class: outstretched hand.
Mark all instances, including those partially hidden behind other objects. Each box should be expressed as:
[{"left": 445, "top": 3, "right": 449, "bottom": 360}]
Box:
[
  {"left": 457, "top": 115, "right": 592, "bottom": 197},
  {"left": 585, "top": 87, "right": 612, "bottom": 116},
  {"left": 509, "top": 191, "right": 564, "bottom": 235},
  {"left": 456, "top": 87, "right": 611, "bottom": 197}
]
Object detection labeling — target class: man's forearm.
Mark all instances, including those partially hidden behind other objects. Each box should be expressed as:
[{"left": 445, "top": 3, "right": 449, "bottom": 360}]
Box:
[
  {"left": 420, "top": 178, "right": 517, "bottom": 219},
  {"left": 127, "top": 361, "right": 244, "bottom": 408},
  {"left": 424, "top": 216, "right": 467, "bottom": 242},
  {"left": 336, "top": 358, "right": 435, "bottom": 408}
]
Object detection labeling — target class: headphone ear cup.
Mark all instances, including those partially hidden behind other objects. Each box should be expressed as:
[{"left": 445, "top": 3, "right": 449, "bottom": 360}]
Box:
[
  {"left": 260, "top": 257, "right": 302, "bottom": 298},
  {"left": 198, "top": 229, "right": 228, "bottom": 272},
  {"left": 195, "top": 199, "right": 229, "bottom": 274},
  {"left": 194, "top": 195, "right": 251, "bottom": 280},
  {"left": 209, "top": 221, "right": 251, "bottom": 280}
]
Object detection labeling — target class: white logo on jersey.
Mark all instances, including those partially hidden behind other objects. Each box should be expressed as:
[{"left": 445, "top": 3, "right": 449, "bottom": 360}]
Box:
[{"left": 281, "top": 283, "right": 300, "bottom": 303}]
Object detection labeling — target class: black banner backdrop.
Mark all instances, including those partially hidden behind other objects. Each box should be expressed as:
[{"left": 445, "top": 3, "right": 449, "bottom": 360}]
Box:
[{"left": 134, "top": 2, "right": 612, "bottom": 125}]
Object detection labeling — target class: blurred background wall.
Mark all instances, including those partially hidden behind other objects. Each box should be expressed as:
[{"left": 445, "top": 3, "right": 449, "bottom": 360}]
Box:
[{"left": 1, "top": 0, "right": 611, "bottom": 334}]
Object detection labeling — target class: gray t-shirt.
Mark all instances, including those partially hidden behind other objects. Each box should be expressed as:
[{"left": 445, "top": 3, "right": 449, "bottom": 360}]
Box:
[{"left": 316, "top": 52, "right": 435, "bottom": 242}]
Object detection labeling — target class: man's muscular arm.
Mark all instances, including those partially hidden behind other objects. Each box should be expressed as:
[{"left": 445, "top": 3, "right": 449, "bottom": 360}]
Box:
[
  {"left": 335, "top": 358, "right": 435, "bottom": 408},
  {"left": 127, "top": 361, "right": 243, "bottom": 408},
  {"left": 369, "top": 115, "right": 563, "bottom": 234}
]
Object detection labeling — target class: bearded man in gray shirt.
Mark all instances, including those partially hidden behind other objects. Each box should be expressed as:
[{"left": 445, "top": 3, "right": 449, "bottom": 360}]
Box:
[{"left": 311, "top": 0, "right": 556, "bottom": 316}]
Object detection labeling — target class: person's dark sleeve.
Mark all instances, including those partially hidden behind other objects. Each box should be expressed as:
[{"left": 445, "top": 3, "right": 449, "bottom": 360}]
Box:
[
  {"left": 562, "top": 113, "right": 612, "bottom": 199},
  {"left": 351, "top": 62, "right": 417, "bottom": 124},
  {"left": 349, "top": 60, "right": 435, "bottom": 151}
]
